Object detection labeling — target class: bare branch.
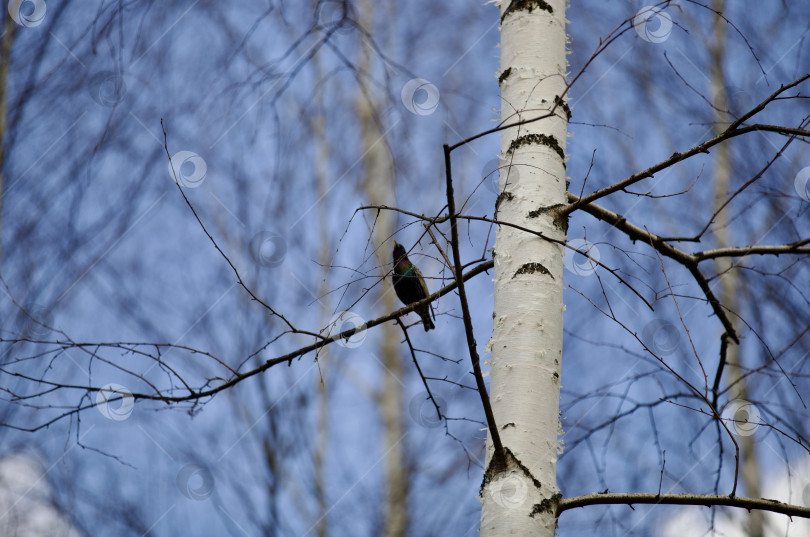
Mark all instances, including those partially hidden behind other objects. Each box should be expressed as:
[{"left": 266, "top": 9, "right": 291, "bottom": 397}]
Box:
[
  {"left": 443, "top": 143, "right": 505, "bottom": 463},
  {"left": 555, "top": 492, "right": 810, "bottom": 519},
  {"left": 563, "top": 73, "right": 810, "bottom": 215}
]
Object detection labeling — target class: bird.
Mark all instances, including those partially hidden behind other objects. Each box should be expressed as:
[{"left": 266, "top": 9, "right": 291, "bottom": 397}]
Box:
[{"left": 392, "top": 242, "right": 435, "bottom": 331}]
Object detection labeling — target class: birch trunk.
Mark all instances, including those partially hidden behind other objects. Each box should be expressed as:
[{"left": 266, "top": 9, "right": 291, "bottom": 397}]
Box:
[
  {"left": 481, "top": 1, "right": 568, "bottom": 536},
  {"left": 709, "top": 3, "right": 763, "bottom": 536},
  {"left": 312, "top": 49, "right": 331, "bottom": 537},
  {"left": 357, "top": 1, "right": 409, "bottom": 534},
  {"left": 0, "top": 14, "right": 13, "bottom": 263}
]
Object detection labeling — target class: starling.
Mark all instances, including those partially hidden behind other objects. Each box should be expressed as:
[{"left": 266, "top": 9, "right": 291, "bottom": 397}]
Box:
[{"left": 392, "top": 242, "right": 435, "bottom": 331}]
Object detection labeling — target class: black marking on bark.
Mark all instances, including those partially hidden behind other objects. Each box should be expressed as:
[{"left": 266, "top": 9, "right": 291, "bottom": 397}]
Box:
[
  {"left": 502, "top": 422, "right": 516, "bottom": 429},
  {"left": 495, "top": 190, "right": 514, "bottom": 212},
  {"left": 480, "top": 447, "right": 542, "bottom": 497},
  {"left": 527, "top": 203, "right": 564, "bottom": 219},
  {"left": 551, "top": 204, "right": 569, "bottom": 234},
  {"left": 554, "top": 95, "right": 572, "bottom": 121},
  {"left": 527, "top": 203, "right": 569, "bottom": 234},
  {"left": 513, "top": 262, "right": 552, "bottom": 279},
  {"left": 481, "top": 450, "right": 508, "bottom": 494},
  {"left": 499, "top": 67, "right": 512, "bottom": 85},
  {"left": 531, "top": 492, "right": 563, "bottom": 517},
  {"left": 512, "top": 450, "right": 544, "bottom": 492},
  {"left": 506, "top": 133, "right": 565, "bottom": 163},
  {"left": 553, "top": 371, "right": 559, "bottom": 382},
  {"left": 501, "top": 0, "right": 553, "bottom": 23}
]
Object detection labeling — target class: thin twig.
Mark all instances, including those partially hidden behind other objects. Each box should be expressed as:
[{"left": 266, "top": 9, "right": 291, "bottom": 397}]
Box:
[{"left": 443, "top": 143, "right": 504, "bottom": 462}]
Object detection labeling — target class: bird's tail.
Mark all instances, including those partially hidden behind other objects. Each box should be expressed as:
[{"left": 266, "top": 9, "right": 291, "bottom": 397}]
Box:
[{"left": 420, "top": 310, "right": 435, "bottom": 331}]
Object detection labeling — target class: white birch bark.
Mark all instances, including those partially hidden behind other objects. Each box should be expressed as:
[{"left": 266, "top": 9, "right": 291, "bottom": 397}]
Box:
[{"left": 481, "top": 1, "right": 568, "bottom": 536}]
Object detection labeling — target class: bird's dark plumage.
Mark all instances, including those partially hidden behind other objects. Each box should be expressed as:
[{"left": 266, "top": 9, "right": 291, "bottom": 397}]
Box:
[{"left": 392, "top": 242, "right": 435, "bottom": 331}]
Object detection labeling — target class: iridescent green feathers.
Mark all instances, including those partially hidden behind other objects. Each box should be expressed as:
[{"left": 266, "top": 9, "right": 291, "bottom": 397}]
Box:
[{"left": 392, "top": 242, "right": 435, "bottom": 331}]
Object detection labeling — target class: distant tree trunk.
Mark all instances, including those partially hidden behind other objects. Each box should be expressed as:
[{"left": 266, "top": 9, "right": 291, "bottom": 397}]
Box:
[
  {"left": 480, "top": 1, "right": 568, "bottom": 536},
  {"left": 313, "top": 49, "right": 331, "bottom": 537},
  {"left": 357, "top": 1, "right": 409, "bottom": 535},
  {"left": 709, "top": 3, "right": 763, "bottom": 536},
  {"left": 0, "top": 14, "right": 13, "bottom": 263}
]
